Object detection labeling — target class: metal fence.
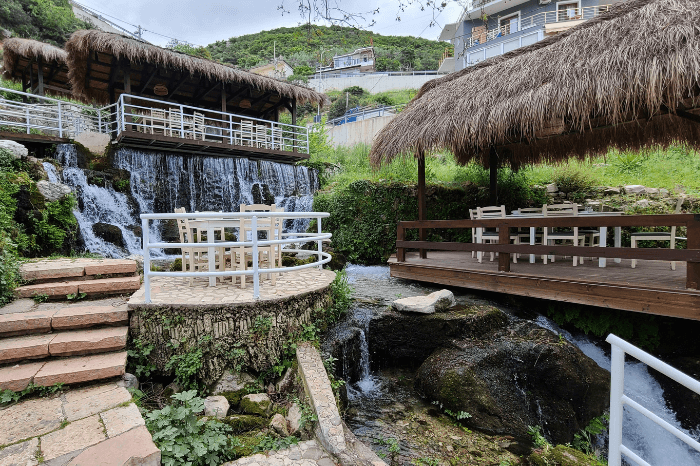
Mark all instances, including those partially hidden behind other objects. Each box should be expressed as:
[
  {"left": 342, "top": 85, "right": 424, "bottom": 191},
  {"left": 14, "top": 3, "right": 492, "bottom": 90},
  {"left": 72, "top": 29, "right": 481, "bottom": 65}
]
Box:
[
  {"left": 140, "top": 211, "right": 332, "bottom": 302},
  {"left": 326, "top": 104, "right": 406, "bottom": 126},
  {"left": 310, "top": 70, "right": 446, "bottom": 80},
  {"left": 607, "top": 333, "right": 700, "bottom": 466}
]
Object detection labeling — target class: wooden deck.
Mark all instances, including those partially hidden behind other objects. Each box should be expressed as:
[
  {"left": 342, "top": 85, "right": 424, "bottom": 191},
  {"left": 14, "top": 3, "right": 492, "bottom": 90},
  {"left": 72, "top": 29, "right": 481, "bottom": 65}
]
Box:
[{"left": 389, "top": 251, "right": 700, "bottom": 320}]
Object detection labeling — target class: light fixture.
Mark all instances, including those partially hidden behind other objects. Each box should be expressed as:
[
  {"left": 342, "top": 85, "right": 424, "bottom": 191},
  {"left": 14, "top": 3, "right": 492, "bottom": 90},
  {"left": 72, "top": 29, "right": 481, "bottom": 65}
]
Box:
[
  {"left": 153, "top": 83, "right": 168, "bottom": 96},
  {"left": 239, "top": 99, "right": 251, "bottom": 109}
]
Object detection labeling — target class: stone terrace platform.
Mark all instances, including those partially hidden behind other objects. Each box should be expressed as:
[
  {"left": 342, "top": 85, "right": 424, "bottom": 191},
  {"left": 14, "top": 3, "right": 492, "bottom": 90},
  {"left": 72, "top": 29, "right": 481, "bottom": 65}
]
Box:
[{"left": 128, "top": 268, "right": 336, "bottom": 308}]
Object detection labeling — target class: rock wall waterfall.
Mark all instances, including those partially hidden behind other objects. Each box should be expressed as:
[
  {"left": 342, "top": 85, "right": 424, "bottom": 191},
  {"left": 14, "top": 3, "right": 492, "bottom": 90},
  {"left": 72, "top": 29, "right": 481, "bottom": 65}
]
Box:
[{"left": 51, "top": 144, "right": 319, "bottom": 258}]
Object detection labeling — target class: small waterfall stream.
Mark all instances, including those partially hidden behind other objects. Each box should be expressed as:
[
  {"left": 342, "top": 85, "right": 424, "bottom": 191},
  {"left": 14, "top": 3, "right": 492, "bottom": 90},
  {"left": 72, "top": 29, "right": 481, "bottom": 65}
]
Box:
[
  {"left": 50, "top": 144, "right": 319, "bottom": 258},
  {"left": 337, "top": 265, "right": 700, "bottom": 465}
]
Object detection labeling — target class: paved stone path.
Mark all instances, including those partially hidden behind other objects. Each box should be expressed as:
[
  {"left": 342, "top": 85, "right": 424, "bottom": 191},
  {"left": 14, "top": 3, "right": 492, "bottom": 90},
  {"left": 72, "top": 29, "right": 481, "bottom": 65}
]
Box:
[
  {"left": 222, "top": 439, "right": 337, "bottom": 466},
  {"left": 0, "top": 382, "right": 159, "bottom": 465},
  {"left": 128, "top": 268, "right": 335, "bottom": 307}
]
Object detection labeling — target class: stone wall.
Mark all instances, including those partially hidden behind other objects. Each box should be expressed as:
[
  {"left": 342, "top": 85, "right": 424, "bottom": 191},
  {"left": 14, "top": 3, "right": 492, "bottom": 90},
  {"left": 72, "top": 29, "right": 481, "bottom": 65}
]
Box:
[{"left": 129, "top": 287, "right": 333, "bottom": 386}]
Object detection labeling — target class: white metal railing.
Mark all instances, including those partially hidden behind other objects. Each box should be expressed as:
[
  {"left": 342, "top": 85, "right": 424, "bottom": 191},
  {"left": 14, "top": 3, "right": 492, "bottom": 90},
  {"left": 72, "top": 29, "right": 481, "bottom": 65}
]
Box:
[
  {"left": 140, "top": 211, "right": 332, "bottom": 302},
  {"left": 0, "top": 87, "right": 104, "bottom": 138},
  {"left": 463, "top": 4, "right": 612, "bottom": 48},
  {"left": 116, "top": 94, "right": 310, "bottom": 154},
  {"left": 607, "top": 334, "right": 700, "bottom": 466},
  {"left": 326, "top": 103, "right": 406, "bottom": 126},
  {"left": 311, "top": 70, "right": 446, "bottom": 80}
]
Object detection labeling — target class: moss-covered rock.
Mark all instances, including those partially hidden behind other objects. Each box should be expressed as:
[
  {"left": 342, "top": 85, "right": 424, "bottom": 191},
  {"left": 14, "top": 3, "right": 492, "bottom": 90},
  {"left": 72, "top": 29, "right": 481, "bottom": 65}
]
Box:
[
  {"left": 240, "top": 393, "right": 272, "bottom": 417},
  {"left": 219, "top": 389, "right": 246, "bottom": 408},
  {"left": 221, "top": 414, "right": 267, "bottom": 433},
  {"left": 230, "top": 434, "right": 264, "bottom": 458},
  {"left": 529, "top": 445, "right": 605, "bottom": 466}
]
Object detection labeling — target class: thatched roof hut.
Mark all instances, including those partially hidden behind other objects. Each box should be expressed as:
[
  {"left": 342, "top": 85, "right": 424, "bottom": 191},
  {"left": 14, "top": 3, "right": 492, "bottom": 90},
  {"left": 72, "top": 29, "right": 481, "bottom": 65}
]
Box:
[
  {"left": 65, "top": 30, "right": 328, "bottom": 119},
  {"left": 370, "top": 0, "right": 700, "bottom": 169},
  {"left": 2, "top": 38, "right": 71, "bottom": 95}
]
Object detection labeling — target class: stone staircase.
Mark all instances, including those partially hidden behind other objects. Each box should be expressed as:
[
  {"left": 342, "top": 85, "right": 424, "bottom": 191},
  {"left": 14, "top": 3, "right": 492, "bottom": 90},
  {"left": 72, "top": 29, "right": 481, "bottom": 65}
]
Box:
[{"left": 0, "top": 259, "right": 139, "bottom": 391}]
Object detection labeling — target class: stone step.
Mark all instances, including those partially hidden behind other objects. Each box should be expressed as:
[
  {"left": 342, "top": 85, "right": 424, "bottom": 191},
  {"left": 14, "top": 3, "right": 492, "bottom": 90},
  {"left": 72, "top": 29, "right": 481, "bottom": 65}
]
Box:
[
  {"left": 20, "top": 259, "right": 138, "bottom": 281},
  {"left": 0, "top": 333, "right": 55, "bottom": 364},
  {"left": 34, "top": 351, "right": 128, "bottom": 387},
  {"left": 0, "top": 308, "right": 54, "bottom": 337},
  {"left": 49, "top": 327, "right": 128, "bottom": 357},
  {"left": 14, "top": 276, "right": 141, "bottom": 299},
  {"left": 52, "top": 304, "right": 129, "bottom": 330}
]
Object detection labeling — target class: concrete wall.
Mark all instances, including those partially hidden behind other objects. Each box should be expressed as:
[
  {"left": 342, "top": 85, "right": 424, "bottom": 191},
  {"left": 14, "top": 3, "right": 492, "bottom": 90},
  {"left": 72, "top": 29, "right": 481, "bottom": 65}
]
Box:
[
  {"left": 327, "top": 115, "right": 395, "bottom": 148},
  {"left": 309, "top": 74, "right": 437, "bottom": 94}
]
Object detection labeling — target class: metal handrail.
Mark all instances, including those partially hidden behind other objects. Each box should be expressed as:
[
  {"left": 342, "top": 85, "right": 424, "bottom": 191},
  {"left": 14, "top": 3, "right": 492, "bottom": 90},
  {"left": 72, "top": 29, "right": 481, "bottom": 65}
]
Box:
[
  {"left": 140, "top": 211, "right": 332, "bottom": 302},
  {"left": 607, "top": 334, "right": 700, "bottom": 466},
  {"left": 326, "top": 103, "right": 406, "bottom": 126},
  {"left": 311, "top": 70, "right": 447, "bottom": 80}
]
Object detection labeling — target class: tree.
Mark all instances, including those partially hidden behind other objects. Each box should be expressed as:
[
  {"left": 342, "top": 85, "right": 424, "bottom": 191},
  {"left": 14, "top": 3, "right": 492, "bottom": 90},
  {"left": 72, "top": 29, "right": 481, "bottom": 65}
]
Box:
[{"left": 0, "top": 0, "right": 92, "bottom": 46}]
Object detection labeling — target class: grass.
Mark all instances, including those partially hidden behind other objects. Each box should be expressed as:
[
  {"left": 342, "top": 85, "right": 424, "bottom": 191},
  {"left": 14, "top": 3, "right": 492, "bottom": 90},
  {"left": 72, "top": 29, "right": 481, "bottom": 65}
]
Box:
[{"left": 325, "top": 88, "right": 418, "bottom": 108}]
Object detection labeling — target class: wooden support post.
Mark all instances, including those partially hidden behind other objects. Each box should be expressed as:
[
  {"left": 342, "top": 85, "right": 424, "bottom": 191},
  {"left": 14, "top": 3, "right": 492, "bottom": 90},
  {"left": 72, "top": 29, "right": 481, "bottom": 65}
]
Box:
[
  {"left": 396, "top": 224, "right": 406, "bottom": 262},
  {"left": 489, "top": 146, "right": 498, "bottom": 206},
  {"left": 418, "top": 149, "right": 427, "bottom": 259},
  {"left": 36, "top": 57, "right": 44, "bottom": 96},
  {"left": 123, "top": 64, "right": 132, "bottom": 131},
  {"left": 221, "top": 83, "right": 227, "bottom": 113},
  {"left": 291, "top": 98, "right": 297, "bottom": 152},
  {"left": 687, "top": 215, "right": 700, "bottom": 289},
  {"left": 498, "top": 224, "right": 511, "bottom": 272}
]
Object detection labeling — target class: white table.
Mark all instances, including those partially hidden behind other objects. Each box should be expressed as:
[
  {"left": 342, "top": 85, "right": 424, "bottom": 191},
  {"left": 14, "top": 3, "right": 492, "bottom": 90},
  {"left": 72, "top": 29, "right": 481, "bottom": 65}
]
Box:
[
  {"left": 475, "top": 211, "right": 622, "bottom": 267},
  {"left": 187, "top": 218, "right": 241, "bottom": 286}
]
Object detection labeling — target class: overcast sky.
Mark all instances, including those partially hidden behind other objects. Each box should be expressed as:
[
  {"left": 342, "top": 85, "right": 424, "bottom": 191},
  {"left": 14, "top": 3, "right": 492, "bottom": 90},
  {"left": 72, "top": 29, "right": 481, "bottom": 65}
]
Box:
[{"left": 73, "top": 0, "right": 464, "bottom": 47}]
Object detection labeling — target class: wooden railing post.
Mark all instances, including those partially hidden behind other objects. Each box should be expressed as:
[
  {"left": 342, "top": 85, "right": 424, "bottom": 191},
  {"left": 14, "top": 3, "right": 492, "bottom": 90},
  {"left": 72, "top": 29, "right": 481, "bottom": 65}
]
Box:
[
  {"left": 417, "top": 150, "right": 427, "bottom": 259},
  {"left": 396, "top": 223, "right": 405, "bottom": 262},
  {"left": 498, "top": 224, "right": 511, "bottom": 272},
  {"left": 687, "top": 215, "right": 700, "bottom": 290}
]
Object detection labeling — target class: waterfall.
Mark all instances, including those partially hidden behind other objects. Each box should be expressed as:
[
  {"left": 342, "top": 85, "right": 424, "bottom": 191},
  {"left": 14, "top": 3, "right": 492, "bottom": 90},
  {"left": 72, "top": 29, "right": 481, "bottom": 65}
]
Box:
[
  {"left": 534, "top": 316, "right": 700, "bottom": 466},
  {"left": 52, "top": 144, "right": 319, "bottom": 258}
]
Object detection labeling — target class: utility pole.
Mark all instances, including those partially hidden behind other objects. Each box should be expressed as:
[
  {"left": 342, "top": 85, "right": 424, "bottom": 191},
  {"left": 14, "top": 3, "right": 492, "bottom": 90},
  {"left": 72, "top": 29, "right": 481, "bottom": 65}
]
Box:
[{"left": 135, "top": 25, "right": 142, "bottom": 40}]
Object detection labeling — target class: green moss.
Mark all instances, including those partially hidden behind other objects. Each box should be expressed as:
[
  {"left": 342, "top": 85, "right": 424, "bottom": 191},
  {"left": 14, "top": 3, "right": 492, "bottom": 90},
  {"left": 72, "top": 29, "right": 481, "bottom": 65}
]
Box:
[
  {"left": 220, "top": 414, "right": 267, "bottom": 433},
  {"left": 230, "top": 434, "right": 263, "bottom": 458},
  {"left": 529, "top": 445, "right": 605, "bottom": 466},
  {"left": 240, "top": 395, "right": 271, "bottom": 417},
  {"left": 439, "top": 369, "right": 496, "bottom": 414},
  {"left": 219, "top": 389, "right": 246, "bottom": 408}
]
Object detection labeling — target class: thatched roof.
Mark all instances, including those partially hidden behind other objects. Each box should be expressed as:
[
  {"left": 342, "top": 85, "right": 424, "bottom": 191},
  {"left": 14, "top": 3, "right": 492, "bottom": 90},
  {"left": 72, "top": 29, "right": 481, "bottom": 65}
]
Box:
[
  {"left": 370, "top": 0, "right": 700, "bottom": 168},
  {"left": 65, "top": 30, "right": 328, "bottom": 110},
  {"left": 2, "top": 38, "right": 71, "bottom": 93}
]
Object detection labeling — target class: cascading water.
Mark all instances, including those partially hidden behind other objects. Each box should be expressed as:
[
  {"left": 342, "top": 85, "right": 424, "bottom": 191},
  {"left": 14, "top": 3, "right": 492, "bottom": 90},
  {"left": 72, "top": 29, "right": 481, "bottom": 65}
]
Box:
[{"left": 51, "top": 144, "right": 319, "bottom": 258}]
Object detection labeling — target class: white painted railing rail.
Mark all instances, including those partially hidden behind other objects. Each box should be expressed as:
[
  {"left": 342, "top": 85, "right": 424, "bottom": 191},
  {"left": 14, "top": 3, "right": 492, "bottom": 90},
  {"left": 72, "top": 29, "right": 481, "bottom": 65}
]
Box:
[
  {"left": 140, "top": 211, "right": 332, "bottom": 303},
  {"left": 607, "top": 333, "right": 700, "bottom": 466}
]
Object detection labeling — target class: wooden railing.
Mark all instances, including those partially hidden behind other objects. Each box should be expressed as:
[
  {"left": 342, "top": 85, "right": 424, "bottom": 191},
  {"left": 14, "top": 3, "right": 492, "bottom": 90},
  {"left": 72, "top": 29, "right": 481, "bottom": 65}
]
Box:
[{"left": 395, "top": 214, "right": 700, "bottom": 289}]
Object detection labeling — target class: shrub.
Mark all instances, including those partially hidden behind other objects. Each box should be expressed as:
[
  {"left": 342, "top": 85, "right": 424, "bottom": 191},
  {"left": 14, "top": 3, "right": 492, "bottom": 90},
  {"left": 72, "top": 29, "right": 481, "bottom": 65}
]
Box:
[
  {"left": 0, "top": 148, "right": 14, "bottom": 172},
  {"left": 552, "top": 166, "right": 595, "bottom": 194},
  {"left": 327, "top": 94, "right": 360, "bottom": 120}
]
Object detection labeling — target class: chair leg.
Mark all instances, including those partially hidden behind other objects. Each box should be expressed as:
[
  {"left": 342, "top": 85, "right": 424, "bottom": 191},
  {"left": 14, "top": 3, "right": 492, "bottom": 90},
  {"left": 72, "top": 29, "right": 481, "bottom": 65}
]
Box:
[
  {"left": 513, "top": 237, "right": 518, "bottom": 264},
  {"left": 670, "top": 237, "right": 676, "bottom": 271},
  {"left": 631, "top": 237, "right": 637, "bottom": 268}
]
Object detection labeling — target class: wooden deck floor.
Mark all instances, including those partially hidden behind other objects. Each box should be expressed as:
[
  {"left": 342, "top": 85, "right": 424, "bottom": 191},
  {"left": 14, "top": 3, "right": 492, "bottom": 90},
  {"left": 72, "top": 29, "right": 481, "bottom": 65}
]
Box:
[{"left": 388, "top": 251, "right": 700, "bottom": 320}]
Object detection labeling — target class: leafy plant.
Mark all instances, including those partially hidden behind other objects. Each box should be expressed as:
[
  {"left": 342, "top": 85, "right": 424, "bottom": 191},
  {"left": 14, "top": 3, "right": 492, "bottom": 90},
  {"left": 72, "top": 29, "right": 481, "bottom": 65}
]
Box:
[
  {"left": 572, "top": 413, "right": 609, "bottom": 456},
  {"left": 66, "top": 291, "right": 87, "bottom": 301},
  {"left": 32, "top": 293, "right": 50, "bottom": 303},
  {"left": 252, "top": 435, "right": 299, "bottom": 453},
  {"left": 1, "top": 382, "right": 65, "bottom": 406},
  {"left": 444, "top": 409, "right": 471, "bottom": 421},
  {"left": 127, "top": 338, "right": 157, "bottom": 378},
  {"left": 323, "top": 355, "right": 346, "bottom": 391},
  {"left": 165, "top": 347, "right": 203, "bottom": 390},
  {"left": 527, "top": 425, "right": 550, "bottom": 448},
  {"left": 552, "top": 166, "right": 595, "bottom": 194},
  {"left": 145, "top": 390, "right": 233, "bottom": 466},
  {"left": 251, "top": 315, "right": 273, "bottom": 336},
  {"left": 612, "top": 151, "right": 644, "bottom": 174}
]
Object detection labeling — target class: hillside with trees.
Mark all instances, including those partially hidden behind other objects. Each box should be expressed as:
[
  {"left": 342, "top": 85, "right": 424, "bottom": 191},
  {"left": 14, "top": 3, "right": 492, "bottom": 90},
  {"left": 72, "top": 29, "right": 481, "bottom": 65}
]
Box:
[
  {"left": 207, "top": 24, "right": 447, "bottom": 73},
  {"left": 0, "top": 0, "right": 92, "bottom": 46}
]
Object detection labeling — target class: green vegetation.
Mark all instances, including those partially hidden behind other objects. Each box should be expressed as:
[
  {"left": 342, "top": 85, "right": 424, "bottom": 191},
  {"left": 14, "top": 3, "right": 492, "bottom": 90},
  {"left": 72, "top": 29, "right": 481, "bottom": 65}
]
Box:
[
  {"left": 207, "top": 24, "right": 447, "bottom": 72},
  {"left": 0, "top": 0, "right": 92, "bottom": 46},
  {"left": 1, "top": 382, "right": 65, "bottom": 406},
  {"left": 325, "top": 87, "right": 415, "bottom": 120}
]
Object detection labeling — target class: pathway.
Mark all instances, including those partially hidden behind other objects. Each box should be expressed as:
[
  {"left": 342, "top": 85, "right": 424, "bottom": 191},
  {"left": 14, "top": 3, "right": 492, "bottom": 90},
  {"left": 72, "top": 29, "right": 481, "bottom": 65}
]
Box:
[{"left": 223, "top": 440, "right": 337, "bottom": 466}]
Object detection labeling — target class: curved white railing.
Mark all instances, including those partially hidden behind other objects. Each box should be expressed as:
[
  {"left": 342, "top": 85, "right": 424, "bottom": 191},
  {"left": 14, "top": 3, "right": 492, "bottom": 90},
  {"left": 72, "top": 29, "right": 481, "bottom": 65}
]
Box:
[
  {"left": 607, "top": 334, "right": 700, "bottom": 466},
  {"left": 140, "top": 211, "right": 332, "bottom": 303}
]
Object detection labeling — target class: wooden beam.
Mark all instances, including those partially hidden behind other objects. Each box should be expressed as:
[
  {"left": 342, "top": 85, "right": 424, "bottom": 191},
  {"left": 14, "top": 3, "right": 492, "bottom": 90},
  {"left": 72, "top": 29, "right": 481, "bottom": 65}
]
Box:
[
  {"left": 192, "top": 81, "right": 220, "bottom": 103},
  {"left": 677, "top": 110, "right": 700, "bottom": 125},
  {"left": 688, "top": 215, "right": 700, "bottom": 290},
  {"left": 168, "top": 74, "right": 191, "bottom": 98},
  {"left": 498, "top": 224, "right": 510, "bottom": 272},
  {"left": 108, "top": 56, "right": 118, "bottom": 103},
  {"left": 226, "top": 87, "right": 248, "bottom": 105},
  {"left": 221, "top": 83, "right": 227, "bottom": 113},
  {"left": 489, "top": 146, "right": 498, "bottom": 205},
  {"left": 417, "top": 149, "right": 427, "bottom": 259},
  {"left": 136, "top": 66, "right": 158, "bottom": 95}
]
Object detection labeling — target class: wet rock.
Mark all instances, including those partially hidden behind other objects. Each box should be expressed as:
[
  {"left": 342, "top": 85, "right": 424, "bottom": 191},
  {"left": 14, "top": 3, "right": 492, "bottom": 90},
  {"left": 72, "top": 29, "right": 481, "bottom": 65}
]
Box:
[
  {"left": 212, "top": 370, "right": 255, "bottom": 408},
  {"left": 116, "top": 373, "right": 139, "bottom": 390},
  {"left": 159, "top": 219, "right": 181, "bottom": 255},
  {"left": 270, "top": 413, "right": 289, "bottom": 436},
  {"left": 221, "top": 414, "right": 267, "bottom": 433},
  {"left": 126, "top": 224, "right": 143, "bottom": 238},
  {"left": 0, "top": 140, "right": 28, "bottom": 159},
  {"left": 392, "top": 289, "right": 455, "bottom": 314},
  {"left": 322, "top": 326, "right": 364, "bottom": 383},
  {"left": 653, "top": 356, "right": 700, "bottom": 431},
  {"left": 36, "top": 180, "right": 72, "bottom": 202},
  {"left": 252, "top": 183, "right": 275, "bottom": 205},
  {"left": 204, "top": 396, "right": 230, "bottom": 419},
  {"left": 240, "top": 393, "right": 272, "bottom": 417},
  {"left": 275, "top": 366, "right": 296, "bottom": 394},
  {"left": 415, "top": 320, "right": 609, "bottom": 449},
  {"left": 92, "top": 222, "right": 125, "bottom": 248},
  {"left": 529, "top": 444, "right": 599, "bottom": 465},
  {"left": 369, "top": 305, "right": 508, "bottom": 368}
]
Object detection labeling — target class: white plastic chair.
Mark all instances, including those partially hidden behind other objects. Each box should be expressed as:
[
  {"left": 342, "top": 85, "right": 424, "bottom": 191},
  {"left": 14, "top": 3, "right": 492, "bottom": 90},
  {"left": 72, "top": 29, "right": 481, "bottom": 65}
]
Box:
[
  {"left": 542, "top": 204, "right": 586, "bottom": 266},
  {"left": 476, "top": 205, "right": 520, "bottom": 263},
  {"left": 631, "top": 198, "right": 686, "bottom": 270}
]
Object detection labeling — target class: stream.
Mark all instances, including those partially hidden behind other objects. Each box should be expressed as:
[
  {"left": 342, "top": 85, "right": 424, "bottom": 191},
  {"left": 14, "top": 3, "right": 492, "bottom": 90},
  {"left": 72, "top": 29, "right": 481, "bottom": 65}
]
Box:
[{"left": 336, "top": 265, "right": 700, "bottom": 465}]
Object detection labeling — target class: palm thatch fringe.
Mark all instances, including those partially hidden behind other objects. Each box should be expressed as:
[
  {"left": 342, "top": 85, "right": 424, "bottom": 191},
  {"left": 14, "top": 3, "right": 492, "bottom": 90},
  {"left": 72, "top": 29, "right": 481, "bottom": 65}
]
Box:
[
  {"left": 2, "top": 38, "right": 68, "bottom": 80},
  {"left": 65, "top": 30, "right": 329, "bottom": 106},
  {"left": 370, "top": 0, "right": 700, "bottom": 167}
]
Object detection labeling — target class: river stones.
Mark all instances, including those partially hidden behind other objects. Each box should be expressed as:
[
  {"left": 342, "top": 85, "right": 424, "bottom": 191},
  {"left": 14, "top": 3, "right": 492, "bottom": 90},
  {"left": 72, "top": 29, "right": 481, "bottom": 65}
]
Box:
[
  {"left": 392, "top": 289, "right": 456, "bottom": 314},
  {"left": 368, "top": 304, "right": 508, "bottom": 368},
  {"left": 414, "top": 320, "right": 609, "bottom": 448}
]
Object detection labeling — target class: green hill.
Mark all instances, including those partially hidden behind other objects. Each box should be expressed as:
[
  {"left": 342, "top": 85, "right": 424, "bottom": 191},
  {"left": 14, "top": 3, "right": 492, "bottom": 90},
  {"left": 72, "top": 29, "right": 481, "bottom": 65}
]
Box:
[
  {"left": 207, "top": 24, "right": 448, "bottom": 73},
  {"left": 0, "top": 0, "right": 91, "bottom": 46}
]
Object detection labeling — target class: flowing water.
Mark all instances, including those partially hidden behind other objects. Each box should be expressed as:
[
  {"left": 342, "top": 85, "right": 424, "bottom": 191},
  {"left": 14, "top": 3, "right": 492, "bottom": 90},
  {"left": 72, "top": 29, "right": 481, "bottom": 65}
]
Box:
[
  {"left": 338, "top": 265, "right": 700, "bottom": 465},
  {"left": 49, "top": 144, "right": 319, "bottom": 257}
]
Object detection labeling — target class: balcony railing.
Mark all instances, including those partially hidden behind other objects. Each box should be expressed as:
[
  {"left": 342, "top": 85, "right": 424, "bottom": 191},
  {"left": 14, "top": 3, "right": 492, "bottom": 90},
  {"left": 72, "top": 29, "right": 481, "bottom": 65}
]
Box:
[
  {"left": 464, "top": 4, "right": 612, "bottom": 49},
  {"left": 0, "top": 87, "right": 310, "bottom": 154}
]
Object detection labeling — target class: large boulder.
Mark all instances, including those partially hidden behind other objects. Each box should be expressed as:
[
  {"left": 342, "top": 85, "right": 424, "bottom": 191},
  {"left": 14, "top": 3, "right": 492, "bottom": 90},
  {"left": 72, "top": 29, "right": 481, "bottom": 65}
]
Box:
[
  {"left": 92, "top": 222, "right": 125, "bottom": 248},
  {"left": 211, "top": 370, "right": 256, "bottom": 408},
  {"left": 415, "top": 320, "right": 609, "bottom": 448},
  {"left": 36, "top": 180, "right": 72, "bottom": 202},
  {"left": 0, "top": 140, "right": 28, "bottom": 159},
  {"left": 204, "top": 395, "right": 230, "bottom": 419},
  {"left": 240, "top": 393, "right": 272, "bottom": 417},
  {"left": 392, "top": 289, "right": 455, "bottom": 314},
  {"left": 322, "top": 325, "right": 364, "bottom": 383},
  {"left": 369, "top": 305, "right": 508, "bottom": 368}
]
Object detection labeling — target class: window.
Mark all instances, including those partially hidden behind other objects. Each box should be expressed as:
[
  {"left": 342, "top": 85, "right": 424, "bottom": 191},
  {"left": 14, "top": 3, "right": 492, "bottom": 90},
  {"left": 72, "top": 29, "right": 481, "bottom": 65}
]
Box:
[
  {"left": 557, "top": 1, "right": 581, "bottom": 21},
  {"left": 499, "top": 12, "right": 520, "bottom": 36}
]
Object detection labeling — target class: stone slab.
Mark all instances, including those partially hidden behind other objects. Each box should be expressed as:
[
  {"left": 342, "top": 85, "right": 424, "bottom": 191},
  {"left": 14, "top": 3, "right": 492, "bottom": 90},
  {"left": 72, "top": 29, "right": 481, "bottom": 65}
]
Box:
[
  {"left": 49, "top": 327, "right": 128, "bottom": 357},
  {"left": 50, "top": 305, "right": 128, "bottom": 330},
  {"left": 63, "top": 385, "right": 132, "bottom": 422},
  {"left": 0, "top": 397, "right": 64, "bottom": 446},
  {"left": 40, "top": 415, "right": 106, "bottom": 461},
  {"left": 0, "top": 333, "right": 55, "bottom": 363},
  {"left": 20, "top": 261, "right": 85, "bottom": 281},
  {"left": 67, "top": 425, "right": 160, "bottom": 466},
  {"left": 0, "top": 361, "right": 45, "bottom": 391},
  {"left": 78, "top": 277, "right": 141, "bottom": 295},
  {"left": 33, "top": 352, "right": 127, "bottom": 387},
  {"left": 0, "top": 309, "right": 55, "bottom": 337},
  {"left": 14, "top": 282, "right": 80, "bottom": 299},
  {"left": 392, "top": 289, "right": 455, "bottom": 314},
  {"left": 83, "top": 260, "right": 137, "bottom": 276},
  {"left": 0, "top": 437, "right": 39, "bottom": 466},
  {"left": 100, "top": 403, "right": 145, "bottom": 438},
  {"left": 0, "top": 298, "right": 36, "bottom": 316}
]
